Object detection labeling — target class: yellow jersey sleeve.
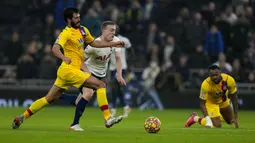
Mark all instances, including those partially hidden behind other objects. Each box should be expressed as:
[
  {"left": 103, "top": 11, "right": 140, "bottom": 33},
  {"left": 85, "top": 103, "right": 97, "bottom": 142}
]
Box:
[
  {"left": 227, "top": 75, "right": 237, "bottom": 94},
  {"left": 83, "top": 27, "right": 94, "bottom": 44},
  {"left": 55, "top": 30, "right": 70, "bottom": 49},
  {"left": 199, "top": 80, "right": 209, "bottom": 100}
]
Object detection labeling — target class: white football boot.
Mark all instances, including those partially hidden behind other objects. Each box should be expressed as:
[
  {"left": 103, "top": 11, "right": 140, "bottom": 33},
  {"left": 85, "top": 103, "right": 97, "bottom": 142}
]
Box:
[
  {"left": 105, "top": 115, "right": 123, "bottom": 128},
  {"left": 69, "top": 124, "right": 84, "bottom": 131}
]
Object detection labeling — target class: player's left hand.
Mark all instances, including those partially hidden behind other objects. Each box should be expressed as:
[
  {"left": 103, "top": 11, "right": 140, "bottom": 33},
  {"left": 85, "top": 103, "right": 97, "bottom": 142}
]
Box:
[
  {"left": 115, "top": 41, "right": 125, "bottom": 48},
  {"left": 116, "top": 75, "right": 126, "bottom": 86},
  {"left": 231, "top": 117, "right": 239, "bottom": 128}
]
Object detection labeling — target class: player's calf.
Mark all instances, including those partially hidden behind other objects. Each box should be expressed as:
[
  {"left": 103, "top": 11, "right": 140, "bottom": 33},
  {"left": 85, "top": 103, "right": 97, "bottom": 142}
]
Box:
[{"left": 220, "top": 106, "right": 234, "bottom": 125}]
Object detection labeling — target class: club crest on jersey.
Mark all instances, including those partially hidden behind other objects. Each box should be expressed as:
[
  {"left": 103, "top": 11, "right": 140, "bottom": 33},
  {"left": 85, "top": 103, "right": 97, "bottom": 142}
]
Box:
[
  {"left": 79, "top": 28, "right": 86, "bottom": 36},
  {"left": 221, "top": 81, "right": 228, "bottom": 91}
]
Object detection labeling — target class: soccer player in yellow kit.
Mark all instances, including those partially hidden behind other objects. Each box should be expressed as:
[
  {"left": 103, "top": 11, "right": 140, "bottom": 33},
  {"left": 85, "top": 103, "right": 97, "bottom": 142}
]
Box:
[
  {"left": 12, "top": 7, "right": 125, "bottom": 129},
  {"left": 185, "top": 65, "right": 239, "bottom": 128}
]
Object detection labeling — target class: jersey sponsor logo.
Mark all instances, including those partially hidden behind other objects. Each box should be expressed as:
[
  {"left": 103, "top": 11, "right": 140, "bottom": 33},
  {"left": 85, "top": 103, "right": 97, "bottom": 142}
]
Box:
[
  {"left": 95, "top": 54, "right": 111, "bottom": 61},
  {"left": 216, "top": 92, "right": 224, "bottom": 97},
  {"left": 78, "top": 38, "right": 83, "bottom": 43}
]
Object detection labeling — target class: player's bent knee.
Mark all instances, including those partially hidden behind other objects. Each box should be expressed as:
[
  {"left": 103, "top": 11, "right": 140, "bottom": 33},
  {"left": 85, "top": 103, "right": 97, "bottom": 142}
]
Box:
[
  {"left": 213, "top": 123, "right": 222, "bottom": 128},
  {"left": 45, "top": 95, "right": 56, "bottom": 104},
  {"left": 83, "top": 89, "right": 94, "bottom": 98}
]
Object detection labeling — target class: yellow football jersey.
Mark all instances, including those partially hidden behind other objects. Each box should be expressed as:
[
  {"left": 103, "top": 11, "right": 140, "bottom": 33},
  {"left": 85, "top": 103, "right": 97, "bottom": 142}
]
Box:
[
  {"left": 199, "top": 73, "right": 237, "bottom": 104},
  {"left": 55, "top": 26, "right": 94, "bottom": 69}
]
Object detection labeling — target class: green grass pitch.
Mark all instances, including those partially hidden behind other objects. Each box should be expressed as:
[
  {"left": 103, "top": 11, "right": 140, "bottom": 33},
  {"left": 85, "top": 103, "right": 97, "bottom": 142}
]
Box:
[{"left": 0, "top": 107, "right": 254, "bottom": 143}]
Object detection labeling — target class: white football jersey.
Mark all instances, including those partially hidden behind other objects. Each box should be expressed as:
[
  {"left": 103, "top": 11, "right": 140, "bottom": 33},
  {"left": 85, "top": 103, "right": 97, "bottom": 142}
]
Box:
[
  {"left": 109, "top": 34, "right": 131, "bottom": 71},
  {"left": 84, "top": 36, "right": 121, "bottom": 77}
]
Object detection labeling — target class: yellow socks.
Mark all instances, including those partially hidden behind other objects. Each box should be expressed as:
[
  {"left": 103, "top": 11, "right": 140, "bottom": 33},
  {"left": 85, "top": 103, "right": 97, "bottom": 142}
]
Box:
[
  {"left": 23, "top": 97, "right": 49, "bottom": 119},
  {"left": 194, "top": 116, "right": 206, "bottom": 126},
  {"left": 96, "top": 88, "right": 111, "bottom": 120}
]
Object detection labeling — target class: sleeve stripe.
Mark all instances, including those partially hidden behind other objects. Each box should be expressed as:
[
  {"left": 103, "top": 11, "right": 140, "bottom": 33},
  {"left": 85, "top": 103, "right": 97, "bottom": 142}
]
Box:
[
  {"left": 87, "top": 39, "right": 95, "bottom": 44},
  {"left": 205, "top": 79, "right": 210, "bottom": 84},
  {"left": 54, "top": 43, "right": 63, "bottom": 49}
]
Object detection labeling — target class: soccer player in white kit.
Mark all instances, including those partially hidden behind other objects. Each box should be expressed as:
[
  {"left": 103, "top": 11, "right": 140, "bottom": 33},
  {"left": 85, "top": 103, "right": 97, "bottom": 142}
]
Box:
[{"left": 60, "top": 21, "right": 126, "bottom": 131}]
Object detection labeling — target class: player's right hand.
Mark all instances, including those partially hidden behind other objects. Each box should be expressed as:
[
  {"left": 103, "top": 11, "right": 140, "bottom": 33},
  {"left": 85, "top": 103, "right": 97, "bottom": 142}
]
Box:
[
  {"left": 231, "top": 117, "right": 239, "bottom": 128},
  {"left": 62, "top": 56, "right": 71, "bottom": 64},
  {"left": 116, "top": 75, "right": 127, "bottom": 86}
]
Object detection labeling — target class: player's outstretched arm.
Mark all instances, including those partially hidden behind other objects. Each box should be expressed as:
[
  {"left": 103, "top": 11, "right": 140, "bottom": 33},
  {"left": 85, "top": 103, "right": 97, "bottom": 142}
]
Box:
[
  {"left": 89, "top": 40, "right": 125, "bottom": 48},
  {"left": 52, "top": 44, "right": 71, "bottom": 64},
  {"left": 229, "top": 92, "right": 239, "bottom": 128},
  {"left": 115, "top": 51, "right": 126, "bottom": 86},
  {"left": 200, "top": 99, "right": 208, "bottom": 117}
]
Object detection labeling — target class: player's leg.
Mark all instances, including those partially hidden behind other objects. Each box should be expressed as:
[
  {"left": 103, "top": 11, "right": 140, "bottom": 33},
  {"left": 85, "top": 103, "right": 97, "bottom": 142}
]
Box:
[
  {"left": 12, "top": 85, "right": 65, "bottom": 129},
  {"left": 122, "top": 85, "right": 132, "bottom": 118},
  {"left": 220, "top": 100, "right": 233, "bottom": 125},
  {"left": 120, "top": 70, "right": 132, "bottom": 118},
  {"left": 185, "top": 103, "right": 221, "bottom": 128},
  {"left": 185, "top": 112, "right": 206, "bottom": 127},
  {"left": 70, "top": 88, "right": 94, "bottom": 131},
  {"left": 82, "top": 76, "right": 109, "bottom": 118},
  {"left": 220, "top": 106, "right": 233, "bottom": 124},
  {"left": 210, "top": 117, "right": 221, "bottom": 128},
  {"left": 206, "top": 102, "right": 221, "bottom": 127},
  {"left": 82, "top": 75, "right": 123, "bottom": 128},
  {"left": 111, "top": 79, "right": 120, "bottom": 117},
  {"left": 110, "top": 70, "right": 118, "bottom": 116}
]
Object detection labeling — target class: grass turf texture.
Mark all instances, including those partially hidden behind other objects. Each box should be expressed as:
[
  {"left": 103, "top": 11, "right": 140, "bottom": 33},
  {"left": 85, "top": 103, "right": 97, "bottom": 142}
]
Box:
[{"left": 0, "top": 107, "right": 254, "bottom": 143}]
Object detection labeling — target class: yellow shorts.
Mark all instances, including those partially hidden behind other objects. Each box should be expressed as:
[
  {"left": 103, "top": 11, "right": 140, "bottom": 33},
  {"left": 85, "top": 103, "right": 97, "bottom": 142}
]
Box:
[
  {"left": 206, "top": 99, "right": 230, "bottom": 118},
  {"left": 54, "top": 65, "right": 91, "bottom": 90}
]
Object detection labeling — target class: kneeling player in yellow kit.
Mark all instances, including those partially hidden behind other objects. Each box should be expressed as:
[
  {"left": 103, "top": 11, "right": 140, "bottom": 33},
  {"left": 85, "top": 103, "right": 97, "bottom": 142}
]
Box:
[
  {"left": 12, "top": 7, "right": 125, "bottom": 129},
  {"left": 185, "top": 65, "right": 239, "bottom": 128}
]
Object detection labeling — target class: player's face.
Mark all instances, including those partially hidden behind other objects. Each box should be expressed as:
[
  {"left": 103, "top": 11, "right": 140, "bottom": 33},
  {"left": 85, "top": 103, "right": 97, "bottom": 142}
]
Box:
[
  {"left": 209, "top": 69, "right": 222, "bottom": 84},
  {"left": 70, "top": 13, "right": 80, "bottom": 28},
  {"left": 102, "top": 25, "right": 116, "bottom": 41}
]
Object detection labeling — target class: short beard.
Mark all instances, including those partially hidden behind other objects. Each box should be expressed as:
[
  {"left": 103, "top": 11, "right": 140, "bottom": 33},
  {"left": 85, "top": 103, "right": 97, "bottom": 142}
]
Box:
[{"left": 71, "top": 21, "right": 80, "bottom": 29}]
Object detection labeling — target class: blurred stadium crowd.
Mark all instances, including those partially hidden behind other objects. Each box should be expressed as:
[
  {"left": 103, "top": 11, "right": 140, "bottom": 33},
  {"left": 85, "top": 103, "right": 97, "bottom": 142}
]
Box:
[{"left": 1, "top": 0, "right": 255, "bottom": 91}]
